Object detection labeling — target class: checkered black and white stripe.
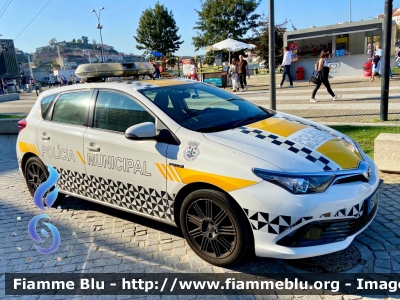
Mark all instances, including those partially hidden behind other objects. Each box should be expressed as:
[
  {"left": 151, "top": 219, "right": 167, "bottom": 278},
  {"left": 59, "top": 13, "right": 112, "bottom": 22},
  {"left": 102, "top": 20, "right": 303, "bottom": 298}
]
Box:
[
  {"left": 244, "top": 202, "right": 366, "bottom": 235},
  {"left": 234, "top": 126, "right": 338, "bottom": 171},
  {"left": 56, "top": 168, "right": 175, "bottom": 222}
]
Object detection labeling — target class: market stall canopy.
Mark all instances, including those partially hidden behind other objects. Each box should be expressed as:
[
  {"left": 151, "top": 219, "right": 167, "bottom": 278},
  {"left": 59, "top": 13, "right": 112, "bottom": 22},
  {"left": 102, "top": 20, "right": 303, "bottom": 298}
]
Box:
[{"left": 209, "top": 38, "right": 256, "bottom": 51}]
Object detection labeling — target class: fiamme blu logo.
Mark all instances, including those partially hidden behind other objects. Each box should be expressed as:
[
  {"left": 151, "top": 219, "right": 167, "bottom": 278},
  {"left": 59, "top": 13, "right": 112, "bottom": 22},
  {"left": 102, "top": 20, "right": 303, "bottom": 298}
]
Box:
[{"left": 28, "top": 164, "right": 61, "bottom": 254}]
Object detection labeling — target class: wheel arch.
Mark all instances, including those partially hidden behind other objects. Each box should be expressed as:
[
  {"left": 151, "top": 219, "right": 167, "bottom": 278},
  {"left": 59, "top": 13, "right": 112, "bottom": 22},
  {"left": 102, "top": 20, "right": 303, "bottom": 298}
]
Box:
[
  {"left": 21, "top": 152, "right": 40, "bottom": 176},
  {"left": 173, "top": 183, "right": 255, "bottom": 244}
]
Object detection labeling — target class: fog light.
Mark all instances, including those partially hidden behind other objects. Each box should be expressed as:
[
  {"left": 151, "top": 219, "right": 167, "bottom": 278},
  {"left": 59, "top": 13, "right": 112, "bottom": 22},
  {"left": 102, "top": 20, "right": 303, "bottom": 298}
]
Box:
[{"left": 303, "top": 227, "right": 323, "bottom": 240}]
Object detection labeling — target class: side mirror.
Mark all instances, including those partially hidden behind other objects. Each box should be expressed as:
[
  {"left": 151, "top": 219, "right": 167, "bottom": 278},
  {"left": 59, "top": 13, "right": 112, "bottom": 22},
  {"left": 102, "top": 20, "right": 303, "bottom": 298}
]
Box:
[
  {"left": 125, "top": 122, "right": 157, "bottom": 140},
  {"left": 125, "top": 122, "right": 181, "bottom": 146}
]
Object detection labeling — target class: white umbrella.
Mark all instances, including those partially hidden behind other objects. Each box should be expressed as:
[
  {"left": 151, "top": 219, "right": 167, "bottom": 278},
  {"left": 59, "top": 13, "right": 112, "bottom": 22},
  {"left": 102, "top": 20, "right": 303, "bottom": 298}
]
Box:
[{"left": 209, "top": 38, "right": 256, "bottom": 64}]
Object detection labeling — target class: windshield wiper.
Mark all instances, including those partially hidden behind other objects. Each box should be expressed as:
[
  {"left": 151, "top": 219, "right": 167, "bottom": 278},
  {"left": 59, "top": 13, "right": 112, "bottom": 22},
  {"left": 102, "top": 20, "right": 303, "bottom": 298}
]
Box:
[
  {"left": 178, "top": 98, "right": 242, "bottom": 123},
  {"left": 232, "top": 113, "right": 271, "bottom": 128},
  {"left": 195, "top": 124, "right": 233, "bottom": 133}
]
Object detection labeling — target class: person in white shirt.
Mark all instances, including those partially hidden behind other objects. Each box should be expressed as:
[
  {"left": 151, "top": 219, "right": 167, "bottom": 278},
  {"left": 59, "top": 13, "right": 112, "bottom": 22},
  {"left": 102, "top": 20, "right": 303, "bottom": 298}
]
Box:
[{"left": 277, "top": 46, "right": 293, "bottom": 88}]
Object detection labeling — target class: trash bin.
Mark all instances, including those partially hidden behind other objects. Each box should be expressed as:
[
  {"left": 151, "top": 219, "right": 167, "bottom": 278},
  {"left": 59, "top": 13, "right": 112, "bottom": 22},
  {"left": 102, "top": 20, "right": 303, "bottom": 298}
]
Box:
[
  {"left": 296, "top": 67, "right": 304, "bottom": 80},
  {"left": 7, "top": 83, "right": 16, "bottom": 93}
]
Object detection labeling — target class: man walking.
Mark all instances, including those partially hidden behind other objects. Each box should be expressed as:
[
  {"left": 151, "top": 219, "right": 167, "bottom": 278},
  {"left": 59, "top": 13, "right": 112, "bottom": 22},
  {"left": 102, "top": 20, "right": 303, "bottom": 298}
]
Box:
[
  {"left": 238, "top": 55, "right": 249, "bottom": 92},
  {"left": 277, "top": 46, "right": 293, "bottom": 88},
  {"left": 20, "top": 75, "right": 27, "bottom": 92}
]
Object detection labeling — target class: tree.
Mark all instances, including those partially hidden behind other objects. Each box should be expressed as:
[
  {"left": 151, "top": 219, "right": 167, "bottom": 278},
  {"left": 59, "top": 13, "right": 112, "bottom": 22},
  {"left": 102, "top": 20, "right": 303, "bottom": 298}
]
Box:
[
  {"left": 192, "top": 0, "right": 260, "bottom": 51},
  {"left": 396, "top": 24, "right": 400, "bottom": 41},
  {"left": 77, "top": 39, "right": 83, "bottom": 43},
  {"left": 134, "top": 2, "right": 183, "bottom": 55},
  {"left": 72, "top": 38, "right": 76, "bottom": 43},
  {"left": 82, "top": 36, "right": 89, "bottom": 44},
  {"left": 48, "top": 38, "right": 56, "bottom": 50},
  {"left": 249, "top": 14, "right": 287, "bottom": 66}
]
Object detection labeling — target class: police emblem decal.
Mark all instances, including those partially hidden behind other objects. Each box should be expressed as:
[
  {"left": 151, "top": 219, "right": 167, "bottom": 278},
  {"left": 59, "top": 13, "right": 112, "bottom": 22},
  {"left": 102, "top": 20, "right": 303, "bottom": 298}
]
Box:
[{"left": 183, "top": 141, "right": 200, "bottom": 161}]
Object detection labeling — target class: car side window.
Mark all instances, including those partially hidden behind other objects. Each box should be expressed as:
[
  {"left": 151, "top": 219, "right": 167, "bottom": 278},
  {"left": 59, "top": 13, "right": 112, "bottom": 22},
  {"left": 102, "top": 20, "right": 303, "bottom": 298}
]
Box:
[
  {"left": 94, "top": 91, "right": 155, "bottom": 133},
  {"left": 41, "top": 94, "right": 57, "bottom": 119},
  {"left": 52, "top": 91, "right": 90, "bottom": 126}
]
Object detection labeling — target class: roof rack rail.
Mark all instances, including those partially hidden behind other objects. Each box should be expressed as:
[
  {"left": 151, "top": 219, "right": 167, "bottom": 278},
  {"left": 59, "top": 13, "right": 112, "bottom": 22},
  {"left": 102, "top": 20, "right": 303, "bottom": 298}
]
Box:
[{"left": 75, "top": 62, "right": 155, "bottom": 82}]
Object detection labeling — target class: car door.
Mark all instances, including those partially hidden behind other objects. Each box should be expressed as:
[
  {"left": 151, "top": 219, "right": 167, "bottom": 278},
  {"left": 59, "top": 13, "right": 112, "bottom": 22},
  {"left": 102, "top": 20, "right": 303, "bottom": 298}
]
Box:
[
  {"left": 83, "top": 89, "right": 171, "bottom": 221},
  {"left": 36, "top": 90, "right": 92, "bottom": 195}
]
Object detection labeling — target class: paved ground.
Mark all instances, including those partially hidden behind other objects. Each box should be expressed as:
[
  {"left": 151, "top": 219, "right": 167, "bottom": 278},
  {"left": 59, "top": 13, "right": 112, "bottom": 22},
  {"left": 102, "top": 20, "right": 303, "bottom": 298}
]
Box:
[
  {"left": 1, "top": 132, "right": 400, "bottom": 299},
  {"left": 1, "top": 77, "right": 400, "bottom": 124}
]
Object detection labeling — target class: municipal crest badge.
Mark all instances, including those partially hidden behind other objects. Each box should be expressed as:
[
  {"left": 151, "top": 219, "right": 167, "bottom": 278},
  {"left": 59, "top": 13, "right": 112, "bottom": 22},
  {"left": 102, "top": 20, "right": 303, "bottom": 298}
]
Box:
[{"left": 183, "top": 141, "right": 200, "bottom": 162}]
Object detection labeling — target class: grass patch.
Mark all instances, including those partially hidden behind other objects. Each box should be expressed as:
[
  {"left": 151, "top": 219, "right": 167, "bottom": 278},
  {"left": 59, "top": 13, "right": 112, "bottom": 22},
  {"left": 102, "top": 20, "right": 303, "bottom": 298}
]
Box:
[
  {"left": 392, "top": 67, "right": 400, "bottom": 73},
  {"left": 330, "top": 125, "right": 400, "bottom": 159},
  {"left": 0, "top": 114, "right": 26, "bottom": 119}
]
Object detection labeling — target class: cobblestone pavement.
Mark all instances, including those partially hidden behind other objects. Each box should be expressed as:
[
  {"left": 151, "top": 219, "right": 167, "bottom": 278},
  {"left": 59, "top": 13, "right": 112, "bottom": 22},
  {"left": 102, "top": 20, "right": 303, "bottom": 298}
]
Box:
[{"left": 1, "top": 133, "right": 400, "bottom": 299}]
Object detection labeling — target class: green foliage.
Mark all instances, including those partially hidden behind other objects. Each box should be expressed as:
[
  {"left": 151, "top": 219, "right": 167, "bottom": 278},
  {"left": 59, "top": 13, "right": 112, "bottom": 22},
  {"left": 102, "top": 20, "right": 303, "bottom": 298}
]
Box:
[
  {"left": 396, "top": 24, "right": 400, "bottom": 41},
  {"left": 77, "top": 39, "right": 83, "bottom": 43},
  {"left": 82, "top": 36, "right": 89, "bottom": 44},
  {"left": 249, "top": 14, "right": 288, "bottom": 65},
  {"left": 72, "top": 38, "right": 76, "bottom": 43},
  {"left": 192, "top": 0, "right": 260, "bottom": 51},
  {"left": 134, "top": 2, "right": 183, "bottom": 55}
]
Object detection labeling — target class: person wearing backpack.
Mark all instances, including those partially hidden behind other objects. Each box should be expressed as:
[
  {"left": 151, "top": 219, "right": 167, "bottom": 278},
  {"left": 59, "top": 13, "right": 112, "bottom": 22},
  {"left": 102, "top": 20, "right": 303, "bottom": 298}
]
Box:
[{"left": 310, "top": 50, "right": 341, "bottom": 103}]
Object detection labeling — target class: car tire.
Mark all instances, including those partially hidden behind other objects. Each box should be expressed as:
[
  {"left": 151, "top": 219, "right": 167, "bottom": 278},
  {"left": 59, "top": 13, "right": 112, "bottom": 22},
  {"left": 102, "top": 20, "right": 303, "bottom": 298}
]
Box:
[
  {"left": 24, "top": 156, "right": 64, "bottom": 202},
  {"left": 180, "top": 189, "right": 253, "bottom": 266}
]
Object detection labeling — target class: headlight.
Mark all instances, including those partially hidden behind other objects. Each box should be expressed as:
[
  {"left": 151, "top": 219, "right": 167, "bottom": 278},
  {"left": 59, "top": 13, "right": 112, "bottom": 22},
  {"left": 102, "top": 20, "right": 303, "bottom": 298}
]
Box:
[{"left": 252, "top": 168, "right": 335, "bottom": 194}]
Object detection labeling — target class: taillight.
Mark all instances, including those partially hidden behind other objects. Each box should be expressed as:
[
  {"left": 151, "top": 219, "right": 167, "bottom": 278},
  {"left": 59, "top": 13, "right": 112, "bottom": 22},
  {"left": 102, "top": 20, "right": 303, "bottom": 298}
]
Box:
[{"left": 18, "top": 118, "right": 27, "bottom": 132}]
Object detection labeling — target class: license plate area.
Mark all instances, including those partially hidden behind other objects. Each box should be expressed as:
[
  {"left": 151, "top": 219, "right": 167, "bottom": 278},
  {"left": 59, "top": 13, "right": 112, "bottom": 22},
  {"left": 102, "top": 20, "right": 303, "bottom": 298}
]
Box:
[{"left": 364, "top": 180, "right": 383, "bottom": 215}]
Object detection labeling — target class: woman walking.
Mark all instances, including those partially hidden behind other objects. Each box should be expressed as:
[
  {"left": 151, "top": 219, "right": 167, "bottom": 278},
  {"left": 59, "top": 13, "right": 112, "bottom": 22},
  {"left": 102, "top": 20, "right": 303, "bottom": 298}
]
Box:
[
  {"left": 229, "top": 58, "right": 239, "bottom": 92},
  {"left": 310, "top": 50, "right": 341, "bottom": 103}
]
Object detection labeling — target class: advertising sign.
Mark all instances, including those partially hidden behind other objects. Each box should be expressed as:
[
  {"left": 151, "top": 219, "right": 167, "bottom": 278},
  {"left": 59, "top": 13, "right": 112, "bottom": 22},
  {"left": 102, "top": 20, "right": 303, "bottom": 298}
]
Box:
[{"left": 182, "top": 58, "right": 191, "bottom": 76}]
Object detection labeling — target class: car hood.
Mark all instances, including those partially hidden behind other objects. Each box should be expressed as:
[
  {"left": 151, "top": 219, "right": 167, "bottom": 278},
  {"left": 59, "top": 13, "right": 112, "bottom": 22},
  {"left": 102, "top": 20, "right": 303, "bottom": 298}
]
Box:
[{"left": 203, "top": 112, "right": 363, "bottom": 172}]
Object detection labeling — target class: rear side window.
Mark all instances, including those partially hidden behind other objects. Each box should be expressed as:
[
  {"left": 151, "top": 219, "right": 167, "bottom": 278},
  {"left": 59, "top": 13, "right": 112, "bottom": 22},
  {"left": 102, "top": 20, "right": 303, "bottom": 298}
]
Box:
[
  {"left": 94, "top": 91, "right": 155, "bottom": 133},
  {"left": 41, "top": 94, "right": 57, "bottom": 119},
  {"left": 52, "top": 91, "right": 90, "bottom": 126}
]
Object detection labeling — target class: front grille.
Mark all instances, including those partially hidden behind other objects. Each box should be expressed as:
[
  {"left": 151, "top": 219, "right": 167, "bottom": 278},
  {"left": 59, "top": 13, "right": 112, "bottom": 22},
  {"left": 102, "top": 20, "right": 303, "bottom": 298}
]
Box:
[
  {"left": 333, "top": 174, "right": 368, "bottom": 184},
  {"left": 277, "top": 204, "right": 377, "bottom": 247}
]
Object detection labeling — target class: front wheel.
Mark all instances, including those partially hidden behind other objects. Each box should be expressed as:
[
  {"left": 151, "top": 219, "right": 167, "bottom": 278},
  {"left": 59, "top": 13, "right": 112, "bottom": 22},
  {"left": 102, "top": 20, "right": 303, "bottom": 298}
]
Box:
[{"left": 180, "top": 189, "right": 253, "bottom": 266}]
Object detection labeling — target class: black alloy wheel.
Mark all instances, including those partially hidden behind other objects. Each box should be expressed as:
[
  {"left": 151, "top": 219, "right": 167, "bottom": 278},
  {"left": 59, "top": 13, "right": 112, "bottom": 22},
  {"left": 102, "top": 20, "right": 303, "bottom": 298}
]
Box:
[
  {"left": 180, "top": 189, "right": 253, "bottom": 266},
  {"left": 25, "top": 157, "right": 49, "bottom": 197}
]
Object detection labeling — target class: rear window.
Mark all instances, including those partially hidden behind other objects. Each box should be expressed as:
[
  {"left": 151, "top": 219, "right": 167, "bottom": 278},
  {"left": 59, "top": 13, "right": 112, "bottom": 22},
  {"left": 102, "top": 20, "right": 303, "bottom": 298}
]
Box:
[
  {"left": 41, "top": 94, "right": 58, "bottom": 119},
  {"left": 52, "top": 91, "right": 90, "bottom": 126}
]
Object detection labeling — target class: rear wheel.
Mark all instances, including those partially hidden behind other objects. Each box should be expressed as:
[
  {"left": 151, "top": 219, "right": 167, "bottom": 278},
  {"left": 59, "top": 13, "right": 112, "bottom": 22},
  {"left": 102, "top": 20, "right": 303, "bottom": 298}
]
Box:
[
  {"left": 24, "top": 157, "right": 63, "bottom": 202},
  {"left": 180, "top": 189, "right": 253, "bottom": 266}
]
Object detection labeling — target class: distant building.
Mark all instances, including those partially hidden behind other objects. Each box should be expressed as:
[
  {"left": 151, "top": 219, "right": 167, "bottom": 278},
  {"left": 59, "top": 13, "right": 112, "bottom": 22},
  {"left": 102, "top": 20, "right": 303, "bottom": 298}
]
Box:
[
  {"left": 377, "top": 8, "right": 400, "bottom": 25},
  {"left": 0, "top": 39, "right": 20, "bottom": 78}
]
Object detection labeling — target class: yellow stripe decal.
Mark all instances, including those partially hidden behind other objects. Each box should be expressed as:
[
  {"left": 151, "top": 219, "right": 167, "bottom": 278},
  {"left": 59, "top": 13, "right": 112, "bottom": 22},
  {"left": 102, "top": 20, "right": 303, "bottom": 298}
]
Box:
[
  {"left": 76, "top": 151, "right": 86, "bottom": 165},
  {"left": 155, "top": 163, "right": 167, "bottom": 180},
  {"left": 161, "top": 164, "right": 174, "bottom": 181},
  {"left": 247, "top": 119, "right": 306, "bottom": 138},
  {"left": 19, "top": 142, "right": 29, "bottom": 153},
  {"left": 316, "top": 139, "right": 361, "bottom": 169},
  {"left": 173, "top": 167, "right": 258, "bottom": 192},
  {"left": 167, "top": 165, "right": 181, "bottom": 182}
]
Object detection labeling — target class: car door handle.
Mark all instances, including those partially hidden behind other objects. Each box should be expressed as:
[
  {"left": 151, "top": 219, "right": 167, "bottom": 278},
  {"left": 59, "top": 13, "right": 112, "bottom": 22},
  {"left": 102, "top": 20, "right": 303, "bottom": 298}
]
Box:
[
  {"left": 85, "top": 144, "right": 100, "bottom": 152},
  {"left": 41, "top": 134, "right": 50, "bottom": 140}
]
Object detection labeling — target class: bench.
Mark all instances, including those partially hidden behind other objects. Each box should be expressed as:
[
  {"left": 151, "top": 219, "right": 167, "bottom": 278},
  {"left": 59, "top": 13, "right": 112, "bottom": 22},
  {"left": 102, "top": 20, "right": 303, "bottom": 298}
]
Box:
[{"left": 374, "top": 133, "right": 400, "bottom": 173}]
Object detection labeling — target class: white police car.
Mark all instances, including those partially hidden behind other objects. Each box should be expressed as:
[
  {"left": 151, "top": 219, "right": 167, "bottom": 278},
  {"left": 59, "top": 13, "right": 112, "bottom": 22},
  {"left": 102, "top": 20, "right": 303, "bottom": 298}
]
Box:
[{"left": 16, "top": 63, "right": 382, "bottom": 266}]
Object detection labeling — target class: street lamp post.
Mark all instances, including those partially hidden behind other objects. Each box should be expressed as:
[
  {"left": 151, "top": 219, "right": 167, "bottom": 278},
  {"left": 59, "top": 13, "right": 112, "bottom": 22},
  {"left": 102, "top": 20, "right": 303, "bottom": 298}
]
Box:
[{"left": 91, "top": 7, "right": 105, "bottom": 63}]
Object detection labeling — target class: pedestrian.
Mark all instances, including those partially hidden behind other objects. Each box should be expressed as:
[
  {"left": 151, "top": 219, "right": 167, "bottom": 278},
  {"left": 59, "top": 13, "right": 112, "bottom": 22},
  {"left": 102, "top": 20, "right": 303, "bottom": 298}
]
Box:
[
  {"left": 396, "top": 49, "right": 400, "bottom": 67},
  {"left": 0, "top": 78, "right": 5, "bottom": 94},
  {"left": 277, "top": 46, "right": 294, "bottom": 88},
  {"left": 29, "top": 76, "right": 35, "bottom": 90},
  {"left": 237, "top": 55, "right": 249, "bottom": 92},
  {"left": 61, "top": 75, "right": 68, "bottom": 86},
  {"left": 310, "top": 50, "right": 341, "bottom": 103},
  {"left": 20, "top": 75, "right": 27, "bottom": 92},
  {"left": 189, "top": 59, "right": 200, "bottom": 98},
  {"left": 152, "top": 62, "right": 160, "bottom": 79},
  {"left": 369, "top": 43, "right": 382, "bottom": 82},
  {"left": 229, "top": 58, "right": 239, "bottom": 92},
  {"left": 71, "top": 75, "right": 76, "bottom": 85}
]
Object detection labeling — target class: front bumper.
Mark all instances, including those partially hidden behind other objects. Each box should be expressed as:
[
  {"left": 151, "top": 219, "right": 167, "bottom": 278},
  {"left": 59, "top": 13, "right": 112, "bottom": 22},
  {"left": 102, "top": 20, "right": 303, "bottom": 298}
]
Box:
[{"left": 230, "top": 156, "right": 382, "bottom": 259}]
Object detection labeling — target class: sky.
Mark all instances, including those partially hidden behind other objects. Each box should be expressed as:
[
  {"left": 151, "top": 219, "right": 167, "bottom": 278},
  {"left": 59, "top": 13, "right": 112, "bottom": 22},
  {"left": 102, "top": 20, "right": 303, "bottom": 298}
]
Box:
[{"left": 0, "top": 0, "right": 399, "bottom": 56}]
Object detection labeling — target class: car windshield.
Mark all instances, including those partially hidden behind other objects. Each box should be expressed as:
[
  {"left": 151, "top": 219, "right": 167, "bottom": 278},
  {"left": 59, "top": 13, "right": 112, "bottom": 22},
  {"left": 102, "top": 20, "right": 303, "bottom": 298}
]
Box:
[{"left": 139, "top": 83, "right": 275, "bottom": 132}]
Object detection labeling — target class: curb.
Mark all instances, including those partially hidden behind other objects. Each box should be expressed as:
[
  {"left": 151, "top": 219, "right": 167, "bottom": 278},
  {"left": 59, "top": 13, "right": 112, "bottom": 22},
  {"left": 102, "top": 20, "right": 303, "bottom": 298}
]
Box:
[
  {"left": 321, "top": 122, "right": 400, "bottom": 127},
  {"left": 0, "top": 93, "right": 20, "bottom": 103},
  {"left": 0, "top": 119, "right": 21, "bottom": 134}
]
